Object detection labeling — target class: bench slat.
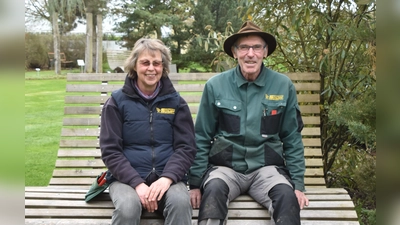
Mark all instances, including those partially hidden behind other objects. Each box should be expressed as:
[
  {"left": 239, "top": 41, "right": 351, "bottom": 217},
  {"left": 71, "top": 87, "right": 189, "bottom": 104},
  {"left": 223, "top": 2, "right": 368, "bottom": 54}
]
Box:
[
  {"left": 66, "top": 83, "right": 320, "bottom": 93},
  {"left": 53, "top": 158, "right": 324, "bottom": 168},
  {"left": 56, "top": 148, "right": 323, "bottom": 158},
  {"left": 65, "top": 93, "right": 319, "bottom": 104},
  {"left": 25, "top": 199, "right": 354, "bottom": 210},
  {"left": 25, "top": 208, "right": 357, "bottom": 220},
  {"left": 25, "top": 219, "right": 359, "bottom": 225},
  {"left": 51, "top": 167, "right": 324, "bottom": 178},
  {"left": 63, "top": 118, "right": 100, "bottom": 126},
  {"left": 48, "top": 177, "right": 326, "bottom": 187},
  {"left": 63, "top": 105, "right": 320, "bottom": 116},
  {"left": 58, "top": 138, "right": 321, "bottom": 148},
  {"left": 66, "top": 72, "right": 320, "bottom": 82},
  {"left": 60, "top": 127, "right": 320, "bottom": 137},
  {"left": 25, "top": 186, "right": 349, "bottom": 194}
]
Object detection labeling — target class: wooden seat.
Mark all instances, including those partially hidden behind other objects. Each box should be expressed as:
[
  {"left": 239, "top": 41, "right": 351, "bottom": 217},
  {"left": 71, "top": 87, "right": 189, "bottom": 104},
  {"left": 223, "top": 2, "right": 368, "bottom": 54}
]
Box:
[
  {"left": 25, "top": 72, "right": 360, "bottom": 224},
  {"left": 48, "top": 52, "right": 73, "bottom": 69}
]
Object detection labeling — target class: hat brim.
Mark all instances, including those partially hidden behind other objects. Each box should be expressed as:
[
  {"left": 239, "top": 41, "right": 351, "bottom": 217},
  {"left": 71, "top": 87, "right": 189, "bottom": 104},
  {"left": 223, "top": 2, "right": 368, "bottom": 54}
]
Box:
[{"left": 223, "top": 32, "right": 277, "bottom": 58}]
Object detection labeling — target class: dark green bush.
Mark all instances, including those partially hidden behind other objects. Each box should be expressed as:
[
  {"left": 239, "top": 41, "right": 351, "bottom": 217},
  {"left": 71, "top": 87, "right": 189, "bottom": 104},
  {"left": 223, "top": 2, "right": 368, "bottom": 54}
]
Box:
[
  {"left": 25, "top": 32, "right": 87, "bottom": 70},
  {"left": 25, "top": 33, "right": 51, "bottom": 69},
  {"left": 328, "top": 85, "right": 376, "bottom": 224}
]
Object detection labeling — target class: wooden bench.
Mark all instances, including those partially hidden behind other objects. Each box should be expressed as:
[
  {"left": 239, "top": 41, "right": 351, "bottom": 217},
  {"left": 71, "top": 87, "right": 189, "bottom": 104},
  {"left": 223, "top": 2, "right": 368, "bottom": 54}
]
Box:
[
  {"left": 25, "top": 72, "right": 360, "bottom": 225},
  {"left": 106, "top": 49, "right": 131, "bottom": 72},
  {"left": 48, "top": 52, "right": 73, "bottom": 69}
]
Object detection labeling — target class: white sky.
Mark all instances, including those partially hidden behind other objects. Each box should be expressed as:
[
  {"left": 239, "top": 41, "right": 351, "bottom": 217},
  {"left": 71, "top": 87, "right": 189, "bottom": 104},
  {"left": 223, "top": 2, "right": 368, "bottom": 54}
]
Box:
[{"left": 25, "top": 16, "right": 116, "bottom": 34}]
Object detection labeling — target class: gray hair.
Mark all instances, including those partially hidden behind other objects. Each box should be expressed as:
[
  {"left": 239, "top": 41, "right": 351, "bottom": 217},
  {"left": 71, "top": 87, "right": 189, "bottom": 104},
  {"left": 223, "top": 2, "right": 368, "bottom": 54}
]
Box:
[{"left": 124, "top": 38, "right": 172, "bottom": 78}]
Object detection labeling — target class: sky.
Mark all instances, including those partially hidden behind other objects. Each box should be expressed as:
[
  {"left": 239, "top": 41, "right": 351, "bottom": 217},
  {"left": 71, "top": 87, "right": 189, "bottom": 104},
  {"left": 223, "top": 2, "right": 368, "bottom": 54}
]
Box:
[{"left": 25, "top": 16, "right": 116, "bottom": 34}]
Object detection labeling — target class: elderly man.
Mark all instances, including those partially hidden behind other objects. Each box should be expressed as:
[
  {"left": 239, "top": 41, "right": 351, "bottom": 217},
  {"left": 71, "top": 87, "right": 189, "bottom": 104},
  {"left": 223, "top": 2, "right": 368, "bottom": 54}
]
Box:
[{"left": 189, "top": 21, "right": 309, "bottom": 225}]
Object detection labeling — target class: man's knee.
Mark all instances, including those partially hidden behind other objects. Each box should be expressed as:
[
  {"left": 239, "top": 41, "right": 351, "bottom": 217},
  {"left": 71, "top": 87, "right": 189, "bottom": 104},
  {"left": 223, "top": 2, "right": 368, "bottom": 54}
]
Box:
[
  {"left": 269, "top": 183, "right": 298, "bottom": 206},
  {"left": 203, "top": 178, "right": 229, "bottom": 196},
  {"left": 268, "top": 184, "right": 300, "bottom": 225},
  {"left": 199, "top": 178, "right": 229, "bottom": 221}
]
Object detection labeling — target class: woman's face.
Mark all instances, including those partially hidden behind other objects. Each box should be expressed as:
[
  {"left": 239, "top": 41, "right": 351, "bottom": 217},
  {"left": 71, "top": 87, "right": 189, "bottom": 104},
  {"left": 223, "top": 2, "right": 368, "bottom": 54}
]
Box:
[{"left": 135, "top": 50, "right": 163, "bottom": 94}]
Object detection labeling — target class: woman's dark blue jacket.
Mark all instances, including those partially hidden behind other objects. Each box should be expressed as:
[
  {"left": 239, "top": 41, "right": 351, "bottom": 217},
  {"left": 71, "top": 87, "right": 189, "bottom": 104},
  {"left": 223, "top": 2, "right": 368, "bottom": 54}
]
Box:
[{"left": 100, "top": 75, "right": 196, "bottom": 188}]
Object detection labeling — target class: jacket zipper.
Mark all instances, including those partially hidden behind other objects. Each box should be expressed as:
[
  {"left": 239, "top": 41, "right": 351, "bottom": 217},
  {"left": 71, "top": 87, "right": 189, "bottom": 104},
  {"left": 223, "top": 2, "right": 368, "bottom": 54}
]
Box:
[{"left": 149, "top": 109, "right": 156, "bottom": 175}]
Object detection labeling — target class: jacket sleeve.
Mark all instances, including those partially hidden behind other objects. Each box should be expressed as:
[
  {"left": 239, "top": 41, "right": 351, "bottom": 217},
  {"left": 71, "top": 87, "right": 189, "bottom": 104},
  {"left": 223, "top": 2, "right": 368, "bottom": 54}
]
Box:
[
  {"left": 100, "top": 97, "right": 145, "bottom": 188},
  {"left": 188, "top": 82, "right": 218, "bottom": 189},
  {"left": 279, "top": 82, "right": 306, "bottom": 192},
  {"left": 161, "top": 97, "right": 197, "bottom": 183}
]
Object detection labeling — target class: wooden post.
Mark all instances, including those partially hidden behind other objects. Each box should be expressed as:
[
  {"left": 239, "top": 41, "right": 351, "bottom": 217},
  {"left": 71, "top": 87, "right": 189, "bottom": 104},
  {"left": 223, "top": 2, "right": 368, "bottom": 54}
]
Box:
[
  {"left": 52, "top": 12, "right": 61, "bottom": 75},
  {"left": 96, "top": 14, "right": 103, "bottom": 73},
  {"left": 85, "top": 12, "right": 93, "bottom": 73}
]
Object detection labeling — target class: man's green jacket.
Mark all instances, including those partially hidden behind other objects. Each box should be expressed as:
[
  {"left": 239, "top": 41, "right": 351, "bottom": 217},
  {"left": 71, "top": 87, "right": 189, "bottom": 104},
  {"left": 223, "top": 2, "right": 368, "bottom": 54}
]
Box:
[{"left": 189, "top": 66, "right": 306, "bottom": 192}]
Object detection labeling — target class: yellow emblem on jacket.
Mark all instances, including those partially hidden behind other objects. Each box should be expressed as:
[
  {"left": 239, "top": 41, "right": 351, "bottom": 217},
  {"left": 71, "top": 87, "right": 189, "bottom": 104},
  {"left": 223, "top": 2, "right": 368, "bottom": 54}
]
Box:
[
  {"left": 265, "top": 94, "right": 284, "bottom": 100},
  {"left": 156, "top": 108, "right": 175, "bottom": 114}
]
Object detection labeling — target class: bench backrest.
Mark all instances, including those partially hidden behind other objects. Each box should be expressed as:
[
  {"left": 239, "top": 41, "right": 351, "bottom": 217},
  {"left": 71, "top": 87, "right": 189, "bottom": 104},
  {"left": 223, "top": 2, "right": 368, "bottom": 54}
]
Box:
[
  {"left": 106, "top": 50, "right": 131, "bottom": 71},
  {"left": 48, "top": 52, "right": 70, "bottom": 62},
  {"left": 52, "top": 72, "right": 324, "bottom": 188}
]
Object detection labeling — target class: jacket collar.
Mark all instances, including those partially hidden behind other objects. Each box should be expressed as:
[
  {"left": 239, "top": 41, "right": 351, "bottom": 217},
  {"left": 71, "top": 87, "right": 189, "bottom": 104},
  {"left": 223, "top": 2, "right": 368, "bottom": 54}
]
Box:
[
  {"left": 122, "top": 74, "right": 177, "bottom": 98},
  {"left": 234, "top": 64, "right": 268, "bottom": 87}
]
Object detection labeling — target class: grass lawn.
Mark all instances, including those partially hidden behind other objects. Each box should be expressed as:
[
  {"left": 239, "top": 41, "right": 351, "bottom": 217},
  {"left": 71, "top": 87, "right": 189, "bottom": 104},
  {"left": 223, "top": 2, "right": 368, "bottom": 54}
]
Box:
[
  {"left": 25, "top": 68, "right": 80, "bottom": 80},
  {"left": 25, "top": 70, "right": 70, "bottom": 186}
]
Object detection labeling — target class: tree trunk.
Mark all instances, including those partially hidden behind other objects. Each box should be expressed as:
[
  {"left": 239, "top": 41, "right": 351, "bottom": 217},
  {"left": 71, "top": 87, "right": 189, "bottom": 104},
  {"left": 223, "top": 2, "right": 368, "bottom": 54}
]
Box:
[
  {"left": 85, "top": 12, "right": 93, "bottom": 73},
  {"left": 96, "top": 14, "right": 103, "bottom": 73},
  {"left": 52, "top": 12, "right": 61, "bottom": 75}
]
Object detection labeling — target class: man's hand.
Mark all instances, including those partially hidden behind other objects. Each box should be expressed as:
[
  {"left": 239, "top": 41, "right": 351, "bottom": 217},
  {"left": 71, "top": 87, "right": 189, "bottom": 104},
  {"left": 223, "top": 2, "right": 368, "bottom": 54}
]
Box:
[
  {"left": 190, "top": 188, "right": 202, "bottom": 209},
  {"left": 135, "top": 183, "right": 158, "bottom": 213},
  {"left": 294, "top": 190, "right": 309, "bottom": 209}
]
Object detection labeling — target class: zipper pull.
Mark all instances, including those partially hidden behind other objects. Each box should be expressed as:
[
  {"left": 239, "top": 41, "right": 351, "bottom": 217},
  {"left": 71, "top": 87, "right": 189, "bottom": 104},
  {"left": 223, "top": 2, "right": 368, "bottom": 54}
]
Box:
[{"left": 149, "top": 111, "right": 153, "bottom": 123}]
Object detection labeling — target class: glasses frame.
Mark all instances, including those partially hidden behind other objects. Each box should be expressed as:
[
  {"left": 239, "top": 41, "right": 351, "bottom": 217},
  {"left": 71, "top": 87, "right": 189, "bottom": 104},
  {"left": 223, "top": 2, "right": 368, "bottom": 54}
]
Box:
[
  {"left": 138, "top": 60, "right": 163, "bottom": 68},
  {"left": 235, "top": 44, "right": 266, "bottom": 53}
]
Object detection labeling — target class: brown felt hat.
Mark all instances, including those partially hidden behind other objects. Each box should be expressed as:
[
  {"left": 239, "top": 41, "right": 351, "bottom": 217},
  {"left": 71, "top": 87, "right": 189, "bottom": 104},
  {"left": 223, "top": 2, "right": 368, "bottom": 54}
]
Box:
[{"left": 223, "top": 21, "right": 277, "bottom": 58}]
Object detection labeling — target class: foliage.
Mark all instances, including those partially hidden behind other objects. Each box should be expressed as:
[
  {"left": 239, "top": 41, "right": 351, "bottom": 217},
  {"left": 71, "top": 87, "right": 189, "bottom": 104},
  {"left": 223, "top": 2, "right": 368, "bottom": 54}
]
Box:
[
  {"left": 25, "top": 33, "right": 52, "bottom": 69},
  {"left": 328, "top": 85, "right": 376, "bottom": 154},
  {"left": 111, "top": 0, "right": 190, "bottom": 47},
  {"left": 25, "top": 0, "right": 86, "bottom": 34},
  {"left": 189, "top": 0, "right": 248, "bottom": 71},
  {"left": 103, "top": 33, "right": 121, "bottom": 41},
  {"left": 329, "top": 143, "right": 376, "bottom": 225},
  {"left": 328, "top": 84, "right": 376, "bottom": 224},
  {"left": 25, "top": 33, "right": 87, "bottom": 69},
  {"left": 359, "top": 208, "right": 376, "bottom": 225},
  {"left": 193, "top": 0, "right": 376, "bottom": 222}
]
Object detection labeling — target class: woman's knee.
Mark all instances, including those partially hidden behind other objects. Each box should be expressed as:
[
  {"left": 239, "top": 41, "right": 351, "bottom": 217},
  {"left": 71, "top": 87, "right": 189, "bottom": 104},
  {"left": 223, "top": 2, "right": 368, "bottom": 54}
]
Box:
[
  {"left": 110, "top": 182, "right": 142, "bottom": 220},
  {"left": 165, "top": 183, "right": 191, "bottom": 206}
]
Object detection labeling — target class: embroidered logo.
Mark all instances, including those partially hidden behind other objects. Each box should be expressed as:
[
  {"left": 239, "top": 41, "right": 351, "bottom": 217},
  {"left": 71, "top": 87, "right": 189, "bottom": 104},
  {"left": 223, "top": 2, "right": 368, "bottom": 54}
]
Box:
[
  {"left": 156, "top": 108, "right": 175, "bottom": 114},
  {"left": 265, "top": 94, "right": 284, "bottom": 100}
]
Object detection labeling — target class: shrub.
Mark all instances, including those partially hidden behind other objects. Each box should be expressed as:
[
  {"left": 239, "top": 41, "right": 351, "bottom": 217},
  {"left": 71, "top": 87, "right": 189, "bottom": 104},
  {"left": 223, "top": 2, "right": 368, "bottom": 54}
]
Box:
[
  {"left": 25, "top": 32, "right": 87, "bottom": 70},
  {"left": 25, "top": 33, "right": 51, "bottom": 69}
]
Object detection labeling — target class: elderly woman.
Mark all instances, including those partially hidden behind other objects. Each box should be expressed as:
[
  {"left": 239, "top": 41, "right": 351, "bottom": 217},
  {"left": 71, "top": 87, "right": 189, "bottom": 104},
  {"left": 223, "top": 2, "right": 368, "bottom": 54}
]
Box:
[{"left": 100, "top": 38, "right": 196, "bottom": 225}]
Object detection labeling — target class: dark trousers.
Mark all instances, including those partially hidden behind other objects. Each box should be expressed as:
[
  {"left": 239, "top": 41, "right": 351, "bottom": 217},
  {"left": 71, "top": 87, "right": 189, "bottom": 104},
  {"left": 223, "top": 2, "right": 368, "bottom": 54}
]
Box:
[{"left": 199, "top": 179, "right": 300, "bottom": 225}]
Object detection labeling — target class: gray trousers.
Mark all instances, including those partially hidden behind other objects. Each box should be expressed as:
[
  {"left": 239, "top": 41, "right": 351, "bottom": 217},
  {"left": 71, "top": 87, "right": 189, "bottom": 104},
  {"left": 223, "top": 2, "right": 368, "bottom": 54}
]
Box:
[
  {"left": 198, "top": 166, "right": 299, "bottom": 225},
  {"left": 109, "top": 181, "right": 192, "bottom": 225}
]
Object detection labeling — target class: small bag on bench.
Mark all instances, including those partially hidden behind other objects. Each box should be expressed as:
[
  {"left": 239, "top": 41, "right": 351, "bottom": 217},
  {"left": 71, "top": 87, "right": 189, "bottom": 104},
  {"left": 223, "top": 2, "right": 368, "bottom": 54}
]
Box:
[{"left": 85, "top": 171, "right": 110, "bottom": 202}]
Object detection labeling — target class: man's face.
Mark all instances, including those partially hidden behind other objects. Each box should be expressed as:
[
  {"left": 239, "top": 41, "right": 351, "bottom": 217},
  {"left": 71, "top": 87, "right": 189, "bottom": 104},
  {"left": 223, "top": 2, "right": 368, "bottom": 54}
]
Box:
[{"left": 232, "top": 35, "right": 268, "bottom": 81}]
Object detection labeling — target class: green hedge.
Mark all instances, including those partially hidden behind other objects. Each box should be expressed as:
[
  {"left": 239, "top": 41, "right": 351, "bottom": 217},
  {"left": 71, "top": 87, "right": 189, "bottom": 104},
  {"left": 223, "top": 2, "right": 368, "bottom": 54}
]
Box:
[{"left": 25, "top": 33, "right": 86, "bottom": 70}]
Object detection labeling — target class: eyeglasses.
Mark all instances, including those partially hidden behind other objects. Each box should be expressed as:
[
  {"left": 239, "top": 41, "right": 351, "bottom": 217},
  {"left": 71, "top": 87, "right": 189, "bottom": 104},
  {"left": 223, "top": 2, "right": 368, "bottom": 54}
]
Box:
[
  {"left": 138, "top": 60, "right": 163, "bottom": 68},
  {"left": 235, "top": 44, "right": 266, "bottom": 53}
]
